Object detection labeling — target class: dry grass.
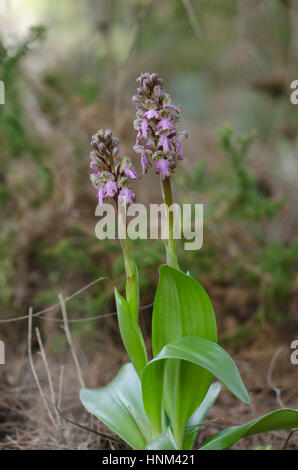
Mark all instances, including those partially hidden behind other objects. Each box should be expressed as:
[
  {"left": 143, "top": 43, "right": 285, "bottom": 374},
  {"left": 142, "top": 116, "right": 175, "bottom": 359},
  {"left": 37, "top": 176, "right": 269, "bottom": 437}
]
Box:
[{"left": 1, "top": 318, "right": 298, "bottom": 450}]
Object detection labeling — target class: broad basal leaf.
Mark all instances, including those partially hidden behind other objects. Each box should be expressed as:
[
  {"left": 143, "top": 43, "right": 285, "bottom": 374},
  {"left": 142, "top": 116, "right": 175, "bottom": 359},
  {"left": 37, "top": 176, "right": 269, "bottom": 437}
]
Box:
[
  {"left": 183, "top": 382, "right": 221, "bottom": 450},
  {"left": 146, "top": 427, "right": 178, "bottom": 450},
  {"left": 152, "top": 265, "right": 217, "bottom": 355},
  {"left": 80, "top": 363, "right": 151, "bottom": 450},
  {"left": 199, "top": 408, "right": 298, "bottom": 450},
  {"left": 142, "top": 336, "right": 249, "bottom": 447},
  {"left": 151, "top": 266, "right": 218, "bottom": 446}
]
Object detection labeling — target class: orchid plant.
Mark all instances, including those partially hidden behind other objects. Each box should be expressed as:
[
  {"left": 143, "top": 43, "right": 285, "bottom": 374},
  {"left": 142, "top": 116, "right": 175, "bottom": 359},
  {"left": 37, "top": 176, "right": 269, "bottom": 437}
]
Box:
[{"left": 80, "top": 73, "right": 298, "bottom": 450}]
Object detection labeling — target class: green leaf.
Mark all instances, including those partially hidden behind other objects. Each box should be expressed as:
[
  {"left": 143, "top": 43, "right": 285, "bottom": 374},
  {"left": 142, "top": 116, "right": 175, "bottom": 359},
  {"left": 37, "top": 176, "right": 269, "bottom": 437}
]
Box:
[
  {"left": 80, "top": 363, "right": 151, "bottom": 450},
  {"left": 114, "top": 288, "right": 147, "bottom": 377},
  {"left": 152, "top": 265, "right": 217, "bottom": 355},
  {"left": 150, "top": 266, "right": 218, "bottom": 446},
  {"left": 146, "top": 427, "right": 178, "bottom": 450},
  {"left": 142, "top": 336, "right": 249, "bottom": 447},
  {"left": 199, "top": 409, "right": 298, "bottom": 450},
  {"left": 183, "top": 382, "right": 221, "bottom": 450},
  {"left": 125, "top": 259, "right": 140, "bottom": 326}
]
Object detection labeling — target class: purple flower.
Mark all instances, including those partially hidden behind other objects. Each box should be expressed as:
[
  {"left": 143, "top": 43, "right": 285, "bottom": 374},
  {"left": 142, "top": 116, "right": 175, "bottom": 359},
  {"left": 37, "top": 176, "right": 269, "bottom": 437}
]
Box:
[
  {"left": 153, "top": 85, "right": 162, "bottom": 98},
  {"left": 143, "top": 109, "right": 159, "bottom": 120},
  {"left": 136, "top": 132, "right": 143, "bottom": 144},
  {"left": 119, "top": 187, "right": 135, "bottom": 204},
  {"left": 141, "top": 154, "right": 150, "bottom": 174},
  {"left": 158, "top": 135, "right": 170, "bottom": 152},
  {"left": 167, "top": 104, "right": 181, "bottom": 114},
  {"left": 168, "top": 155, "right": 176, "bottom": 168},
  {"left": 104, "top": 180, "right": 118, "bottom": 197},
  {"left": 156, "top": 159, "right": 171, "bottom": 179},
  {"left": 145, "top": 137, "right": 155, "bottom": 149},
  {"left": 90, "top": 161, "right": 100, "bottom": 171},
  {"left": 123, "top": 168, "right": 138, "bottom": 179},
  {"left": 132, "top": 72, "right": 187, "bottom": 178},
  {"left": 176, "top": 140, "right": 183, "bottom": 159},
  {"left": 89, "top": 129, "right": 138, "bottom": 205},
  {"left": 157, "top": 118, "right": 173, "bottom": 131},
  {"left": 141, "top": 120, "right": 149, "bottom": 138}
]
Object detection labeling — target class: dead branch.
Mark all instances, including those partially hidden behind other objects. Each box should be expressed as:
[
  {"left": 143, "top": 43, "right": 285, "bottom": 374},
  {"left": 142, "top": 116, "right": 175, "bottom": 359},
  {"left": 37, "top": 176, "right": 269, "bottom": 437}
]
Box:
[
  {"left": 58, "top": 294, "right": 85, "bottom": 388},
  {"left": 27, "top": 308, "right": 57, "bottom": 429}
]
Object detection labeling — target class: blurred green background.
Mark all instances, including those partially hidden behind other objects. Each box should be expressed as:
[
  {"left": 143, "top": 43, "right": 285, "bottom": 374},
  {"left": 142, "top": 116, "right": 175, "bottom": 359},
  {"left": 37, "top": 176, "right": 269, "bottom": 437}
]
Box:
[{"left": 1, "top": 0, "right": 298, "bottom": 347}]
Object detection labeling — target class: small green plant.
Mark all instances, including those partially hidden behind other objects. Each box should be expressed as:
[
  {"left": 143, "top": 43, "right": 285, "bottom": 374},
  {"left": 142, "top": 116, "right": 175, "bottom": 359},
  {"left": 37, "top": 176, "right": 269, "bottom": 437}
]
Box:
[{"left": 80, "top": 73, "right": 298, "bottom": 450}]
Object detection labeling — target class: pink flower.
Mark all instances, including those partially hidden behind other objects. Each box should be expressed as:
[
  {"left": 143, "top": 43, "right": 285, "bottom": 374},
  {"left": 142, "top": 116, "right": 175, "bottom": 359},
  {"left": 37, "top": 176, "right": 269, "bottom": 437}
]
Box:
[
  {"left": 168, "top": 104, "right": 181, "bottom": 114},
  {"left": 89, "top": 129, "right": 138, "bottom": 205},
  {"left": 119, "top": 187, "right": 135, "bottom": 204},
  {"left": 168, "top": 155, "right": 175, "bottom": 168},
  {"left": 158, "top": 135, "right": 170, "bottom": 152},
  {"left": 141, "top": 154, "right": 150, "bottom": 174},
  {"left": 143, "top": 109, "right": 159, "bottom": 120},
  {"left": 133, "top": 73, "right": 188, "bottom": 178},
  {"left": 136, "top": 132, "right": 143, "bottom": 144},
  {"left": 90, "top": 161, "right": 100, "bottom": 171},
  {"left": 141, "top": 120, "right": 149, "bottom": 138},
  {"left": 123, "top": 168, "right": 138, "bottom": 179},
  {"left": 104, "top": 180, "right": 118, "bottom": 197},
  {"left": 156, "top": 159, "right": 171, "bottom": 179},
  {"left": 176, "top": 139, "right": 183, "bottom": 159},
  {"left": 157, "top": 118, "right": 173, "bottom": 131}
]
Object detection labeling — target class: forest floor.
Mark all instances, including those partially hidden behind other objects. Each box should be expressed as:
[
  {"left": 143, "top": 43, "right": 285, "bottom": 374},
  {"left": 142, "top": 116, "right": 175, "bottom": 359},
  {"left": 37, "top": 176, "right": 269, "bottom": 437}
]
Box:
[
  {"left": 0, "top": 326, "right": 298, "bottom": 450},
  {"left": 0, "top": 319, "right": 297, "bottom": 451}
]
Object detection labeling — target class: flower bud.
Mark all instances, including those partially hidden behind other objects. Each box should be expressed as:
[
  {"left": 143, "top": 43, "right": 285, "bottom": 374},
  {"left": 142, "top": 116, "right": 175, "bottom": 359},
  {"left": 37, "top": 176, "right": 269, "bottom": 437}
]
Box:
[
  {"left": 132, "top": 73, "right": 187, "bottom": 178},
  {"left": 104, "top": 128, "right": 112, "bottom": 142},
  {"left": 153, "top": 86, "right": 162, "bottom": 98},
  {"left": 89, "top": 128, "right": 139, "bottom": 205}
]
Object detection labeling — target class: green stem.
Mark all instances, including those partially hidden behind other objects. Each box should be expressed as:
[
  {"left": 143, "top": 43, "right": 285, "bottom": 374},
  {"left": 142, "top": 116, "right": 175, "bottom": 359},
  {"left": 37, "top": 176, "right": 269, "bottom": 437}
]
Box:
[
  {"left": 120, "top": 235, "right": 134, "bottom": 278},
  {"left": 161, "top": 176, "right": 179, "bottom": 270},
  {"left": 119, "top": 215, "right": 139, "bottom": 326},
  {"left": 116, "top": 205, "right": 147, "bottom": 377}
]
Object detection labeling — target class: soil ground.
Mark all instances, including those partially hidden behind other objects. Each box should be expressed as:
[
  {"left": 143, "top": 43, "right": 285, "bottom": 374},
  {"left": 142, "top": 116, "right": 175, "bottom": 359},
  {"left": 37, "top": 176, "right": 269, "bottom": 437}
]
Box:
[{"left": 0, "top": 320, "right": 297, "bottom": 451}]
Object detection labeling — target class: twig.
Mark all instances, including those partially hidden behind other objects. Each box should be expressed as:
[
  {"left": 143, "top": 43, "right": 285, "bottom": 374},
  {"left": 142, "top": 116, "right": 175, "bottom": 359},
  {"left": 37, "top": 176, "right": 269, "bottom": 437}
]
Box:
[
  {"left": 35, "top": 327, "right": 56, "bottom": 408},
  {"left": 0, "top": 276, "right": 106, "bottom": 323},
  {"left": 35, "top": 326, "right": 60, "bottom": 426},
  {"left": 0, "top": 279, "right": 153, "bottom": 325},
  {"left": 182, "top": 0, "right": 202, "bottom": 39},
  {"left": 56, "top": 364, "right": 65, "bottom": 439},
  {"left": 27, "top": 308, "right": 57, "bottom": 429},
  {"left": 267, "top": 346, "right": 286, "bottom": 409},
  {"left": 55, "top": 405, "right": 119, "bottom": 443},
  {"left": 58, "top": 294, "right": 85, "bottom": 389},
  {"left": 58, "top": 293, "right": 95, "bottom": 444},
  {"left": 57, "top": 365, "right": 65, "bottom": 411},
  {"left": 37, "top": 302, "right": 154, "bottom": 323},
  {"left": 282, "top": 428, "right": 298, "bottom": 450}
]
